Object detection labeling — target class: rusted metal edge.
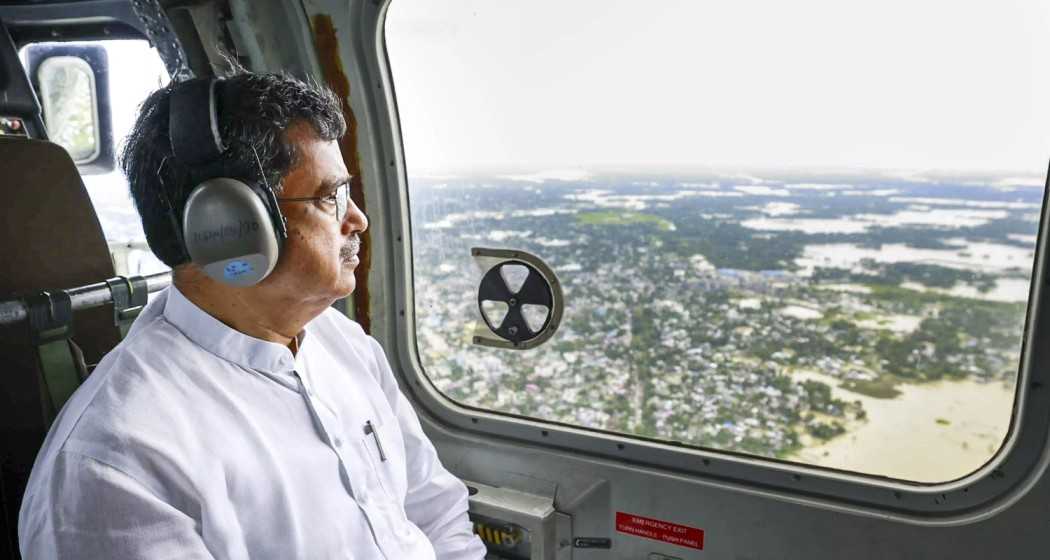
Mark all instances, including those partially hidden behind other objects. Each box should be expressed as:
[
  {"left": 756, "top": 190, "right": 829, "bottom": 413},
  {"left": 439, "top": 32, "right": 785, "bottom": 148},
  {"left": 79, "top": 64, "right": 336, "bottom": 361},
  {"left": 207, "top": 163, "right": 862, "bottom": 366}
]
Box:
[{"left": 310, "top": 13, "right": 371, "bottom": 333}]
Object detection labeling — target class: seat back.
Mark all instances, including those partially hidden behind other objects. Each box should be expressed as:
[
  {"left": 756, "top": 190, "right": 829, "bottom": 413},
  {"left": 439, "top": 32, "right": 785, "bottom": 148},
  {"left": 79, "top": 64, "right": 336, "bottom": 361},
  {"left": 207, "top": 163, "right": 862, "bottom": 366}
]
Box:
[{"left": 0, "top": 136, "right": 122, "bottom": 558}]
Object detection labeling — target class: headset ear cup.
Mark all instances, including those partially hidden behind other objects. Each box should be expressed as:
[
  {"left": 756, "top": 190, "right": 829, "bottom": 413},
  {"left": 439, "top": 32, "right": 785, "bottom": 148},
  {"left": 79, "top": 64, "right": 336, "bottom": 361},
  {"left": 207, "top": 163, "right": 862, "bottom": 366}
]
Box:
[
  {"left": 183, "top": 178, "right": 281, "bottom": 286},
  {"left": 254, "top": 182, "right": 289, "bottom": 243}
]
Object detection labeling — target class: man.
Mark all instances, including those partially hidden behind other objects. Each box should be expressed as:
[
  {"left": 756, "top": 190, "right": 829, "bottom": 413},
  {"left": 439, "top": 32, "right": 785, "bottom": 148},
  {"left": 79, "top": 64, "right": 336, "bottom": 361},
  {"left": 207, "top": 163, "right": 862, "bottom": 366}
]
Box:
[{"left": 18, "top": 73, "right": 487, "bottom": 559}]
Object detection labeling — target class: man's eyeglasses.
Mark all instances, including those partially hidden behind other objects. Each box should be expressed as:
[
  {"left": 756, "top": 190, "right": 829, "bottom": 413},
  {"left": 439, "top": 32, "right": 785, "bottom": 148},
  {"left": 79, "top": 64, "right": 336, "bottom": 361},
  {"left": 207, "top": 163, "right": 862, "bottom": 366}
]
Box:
[{"left": 277, "top": 181, "right": 352, "bottom": 220}]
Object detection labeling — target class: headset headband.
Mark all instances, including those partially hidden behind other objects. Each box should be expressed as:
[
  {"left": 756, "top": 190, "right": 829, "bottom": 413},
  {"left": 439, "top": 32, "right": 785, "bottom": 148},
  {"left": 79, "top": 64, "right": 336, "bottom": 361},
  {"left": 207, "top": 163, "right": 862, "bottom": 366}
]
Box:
[{"left": 169, "top": 78, "right": 226, "bottom": 165}]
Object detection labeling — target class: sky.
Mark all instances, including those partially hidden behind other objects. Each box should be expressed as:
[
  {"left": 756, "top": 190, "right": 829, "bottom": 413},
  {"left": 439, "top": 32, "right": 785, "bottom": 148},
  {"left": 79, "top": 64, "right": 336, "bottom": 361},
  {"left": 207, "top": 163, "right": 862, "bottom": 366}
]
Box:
[{"left": 385, "top": 0, "right": 1050, "bottom": 179}]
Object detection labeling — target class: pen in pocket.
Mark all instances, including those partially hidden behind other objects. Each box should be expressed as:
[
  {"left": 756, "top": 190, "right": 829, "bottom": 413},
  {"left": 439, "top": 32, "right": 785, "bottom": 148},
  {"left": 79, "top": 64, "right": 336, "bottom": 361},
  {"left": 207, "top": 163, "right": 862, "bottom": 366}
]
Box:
[{"left": 364, "top": 420, "right": 387, "bottom": 462}]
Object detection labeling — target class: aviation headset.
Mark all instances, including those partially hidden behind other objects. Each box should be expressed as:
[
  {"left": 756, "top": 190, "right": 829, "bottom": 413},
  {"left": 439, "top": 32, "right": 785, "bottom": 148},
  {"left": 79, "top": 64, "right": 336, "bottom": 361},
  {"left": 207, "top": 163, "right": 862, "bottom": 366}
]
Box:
[{"left": 164, "top": 77, "right": 289, "bottom": 286}]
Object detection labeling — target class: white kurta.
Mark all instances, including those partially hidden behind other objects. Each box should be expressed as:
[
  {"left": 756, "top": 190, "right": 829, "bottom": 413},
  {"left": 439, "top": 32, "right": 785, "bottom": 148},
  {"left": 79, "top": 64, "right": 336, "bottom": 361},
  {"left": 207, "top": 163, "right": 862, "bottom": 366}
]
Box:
[{"left": 18, "top": 286, "right": 486, "bottom": 560}]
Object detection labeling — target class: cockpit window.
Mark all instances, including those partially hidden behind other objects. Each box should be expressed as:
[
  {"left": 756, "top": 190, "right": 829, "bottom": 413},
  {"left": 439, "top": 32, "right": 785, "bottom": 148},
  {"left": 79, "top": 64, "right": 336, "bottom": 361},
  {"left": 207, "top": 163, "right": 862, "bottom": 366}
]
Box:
[
  {"left": 386, "top": 0, "right": 1047, "bottom": 483},
  {"left": 20, "top": 39, "right": 170, "bottom": 276}
]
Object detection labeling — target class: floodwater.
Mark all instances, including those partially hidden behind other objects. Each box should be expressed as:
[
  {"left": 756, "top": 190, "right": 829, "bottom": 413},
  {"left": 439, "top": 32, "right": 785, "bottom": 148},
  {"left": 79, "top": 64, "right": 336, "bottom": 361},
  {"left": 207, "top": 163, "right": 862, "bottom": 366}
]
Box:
[
  {"left": 888, "top": 196, "right": 1040, "bottom": 210},
  {"left": 900, "top": 278, "right": 1032, "bottom": 304},
  {"left": 735, "top": 185, "right": 792, "bottom": 197},
  {"left": 742, "top": 217, "right": 870, "bottom": 234},
  {"left": 743, "top": 206, "right": 1017, "bottom": 234},
  {"left": 745, "top": 202, "right": 802, "bottom": 216},
  {"left": 788, "top": 370, "right": 1016, "bottom": 482},
  {"left": 796, "top": 242, "right": 1034, "bottom": 274},
  {"left": 779, "top": 305, "right": 823, "bottom": 320},
  {"left": 854, "top": 313, "right": 922, "bottom": 334}
]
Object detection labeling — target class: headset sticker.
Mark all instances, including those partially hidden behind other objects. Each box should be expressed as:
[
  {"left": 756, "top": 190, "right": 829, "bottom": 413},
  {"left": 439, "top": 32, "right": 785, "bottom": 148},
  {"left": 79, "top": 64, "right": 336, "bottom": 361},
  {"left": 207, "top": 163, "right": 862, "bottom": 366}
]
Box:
[
  {"left": 193, "top": 220, "right": 260, "bottom": 244},
  {"left": 224, "top": 260, "right": 254, "bottom": 279}
]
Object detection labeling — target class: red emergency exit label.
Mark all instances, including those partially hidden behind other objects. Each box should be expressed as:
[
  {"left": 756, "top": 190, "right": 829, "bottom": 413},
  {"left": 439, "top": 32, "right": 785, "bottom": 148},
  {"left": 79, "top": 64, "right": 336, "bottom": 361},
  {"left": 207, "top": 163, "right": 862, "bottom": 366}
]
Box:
[{"left": 615, "top": 511, "right": 704, "bottom": 550}]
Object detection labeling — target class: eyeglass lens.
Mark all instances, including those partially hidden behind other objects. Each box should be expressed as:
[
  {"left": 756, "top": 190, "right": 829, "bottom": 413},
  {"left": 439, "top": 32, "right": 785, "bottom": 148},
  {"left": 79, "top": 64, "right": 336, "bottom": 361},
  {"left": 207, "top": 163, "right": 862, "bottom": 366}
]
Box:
[{"left": 335, "top": 183, "right": 350, "bottom": 219}]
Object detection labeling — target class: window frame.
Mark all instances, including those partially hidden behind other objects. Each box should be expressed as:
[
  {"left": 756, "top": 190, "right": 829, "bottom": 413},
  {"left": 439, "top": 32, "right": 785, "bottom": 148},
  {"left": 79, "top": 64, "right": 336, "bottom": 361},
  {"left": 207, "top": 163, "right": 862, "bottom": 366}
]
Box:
[
  {"left": 37, "top": 55, "right": 102, "bottom": 164},
  {"left": 336, "top": 0, "right": 1050, "bottom": 523}
]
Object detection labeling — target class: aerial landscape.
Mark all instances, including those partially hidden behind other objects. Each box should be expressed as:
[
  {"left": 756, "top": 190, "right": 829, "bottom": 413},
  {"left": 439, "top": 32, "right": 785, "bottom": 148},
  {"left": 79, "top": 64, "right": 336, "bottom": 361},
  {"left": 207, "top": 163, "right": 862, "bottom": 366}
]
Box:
[{"left": 409, "top": 170, "right": 1040, "bottom": 482}]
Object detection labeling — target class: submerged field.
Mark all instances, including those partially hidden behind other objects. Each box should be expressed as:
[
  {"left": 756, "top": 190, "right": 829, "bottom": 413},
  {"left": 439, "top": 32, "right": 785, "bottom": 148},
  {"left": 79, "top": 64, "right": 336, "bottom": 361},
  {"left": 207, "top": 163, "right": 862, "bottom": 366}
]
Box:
[{"left": 789, "top": 370, "right": 1014, "bottom": 482}]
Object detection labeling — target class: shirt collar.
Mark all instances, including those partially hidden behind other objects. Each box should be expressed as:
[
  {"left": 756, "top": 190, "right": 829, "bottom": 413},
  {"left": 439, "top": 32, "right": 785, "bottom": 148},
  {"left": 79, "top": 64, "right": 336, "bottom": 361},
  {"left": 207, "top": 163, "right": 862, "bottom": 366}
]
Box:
[{"left": 163, "top": 285, "right": 300, "bottom": 375}]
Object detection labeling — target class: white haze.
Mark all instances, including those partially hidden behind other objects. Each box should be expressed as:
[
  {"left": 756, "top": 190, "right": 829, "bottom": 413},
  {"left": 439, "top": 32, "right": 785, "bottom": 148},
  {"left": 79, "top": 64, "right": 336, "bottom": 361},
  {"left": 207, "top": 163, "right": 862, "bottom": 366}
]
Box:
[{"left": 386, "top": 0, "right": 1050, "bottom": 180}]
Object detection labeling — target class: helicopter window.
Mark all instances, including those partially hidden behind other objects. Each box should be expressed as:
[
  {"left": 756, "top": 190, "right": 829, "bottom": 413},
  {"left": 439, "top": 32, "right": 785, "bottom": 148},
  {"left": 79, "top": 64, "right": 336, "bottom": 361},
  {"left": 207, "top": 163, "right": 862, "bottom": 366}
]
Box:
[
  {"left": 37, "top": 55, "right": 101, "bottom": 163},
  {"left": 19, "top": 39, "right": 170, "bottom": 276},
  {"left": 386, "top": 0, "right": 1047, "bottom": 483}
]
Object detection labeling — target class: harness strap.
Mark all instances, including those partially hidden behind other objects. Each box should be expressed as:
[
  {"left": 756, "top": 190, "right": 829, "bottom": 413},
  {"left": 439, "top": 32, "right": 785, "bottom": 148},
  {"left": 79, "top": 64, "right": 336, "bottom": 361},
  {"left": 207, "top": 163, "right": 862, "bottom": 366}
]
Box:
[{"left": 25, "top": 291, "right": 83, "bottom": 420}]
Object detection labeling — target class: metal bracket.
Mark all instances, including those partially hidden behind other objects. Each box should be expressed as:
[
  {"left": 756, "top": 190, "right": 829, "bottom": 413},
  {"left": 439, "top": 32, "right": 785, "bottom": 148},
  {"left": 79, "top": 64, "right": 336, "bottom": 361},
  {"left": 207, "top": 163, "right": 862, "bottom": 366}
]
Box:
[
  {"left": 105, "top": 275, "right": 148, "bottom": 328},
  {"left": 24, "top": 290, "right": 73, "bottom": 345},
  {"left": 465, "top": 479, "right": 573, "bottom": 560}
]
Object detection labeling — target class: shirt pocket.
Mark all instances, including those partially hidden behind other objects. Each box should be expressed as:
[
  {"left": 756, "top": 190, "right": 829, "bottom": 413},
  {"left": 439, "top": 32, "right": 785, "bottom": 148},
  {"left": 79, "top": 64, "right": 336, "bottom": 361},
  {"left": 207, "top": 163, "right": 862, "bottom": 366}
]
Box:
[{"left": 358, "top": 418, "right": 408, "bottom": 504}]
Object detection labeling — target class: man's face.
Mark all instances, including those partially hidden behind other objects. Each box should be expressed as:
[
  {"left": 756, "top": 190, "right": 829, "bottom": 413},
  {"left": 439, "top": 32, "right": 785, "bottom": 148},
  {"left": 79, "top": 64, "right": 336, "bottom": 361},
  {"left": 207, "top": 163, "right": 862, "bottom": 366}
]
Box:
[{"left": 259, "top": 124, "right": 367, "bottom": 303}]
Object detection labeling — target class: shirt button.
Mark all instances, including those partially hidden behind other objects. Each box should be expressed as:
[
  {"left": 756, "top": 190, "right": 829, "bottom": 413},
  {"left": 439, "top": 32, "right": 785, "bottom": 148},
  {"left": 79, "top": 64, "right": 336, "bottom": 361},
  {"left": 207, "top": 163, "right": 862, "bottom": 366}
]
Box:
[{"left": 333, "top": 437, "right": 343, "bottom": 447}]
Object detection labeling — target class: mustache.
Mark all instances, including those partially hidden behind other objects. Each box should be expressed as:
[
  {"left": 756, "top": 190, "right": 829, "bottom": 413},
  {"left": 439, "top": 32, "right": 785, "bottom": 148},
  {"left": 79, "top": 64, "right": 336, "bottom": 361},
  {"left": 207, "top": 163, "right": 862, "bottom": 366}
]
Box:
[{"left": 340, "top": 235, "right": 361, "bottom": 260}]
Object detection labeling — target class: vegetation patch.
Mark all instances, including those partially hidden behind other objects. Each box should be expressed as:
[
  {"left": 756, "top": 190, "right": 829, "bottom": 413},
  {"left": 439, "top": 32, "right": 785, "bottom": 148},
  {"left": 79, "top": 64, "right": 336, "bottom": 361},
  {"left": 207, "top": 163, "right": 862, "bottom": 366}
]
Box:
[
  {"left": 806, "top": 420, "right": 846, "bottom": 440},
  {"left": 577, "top": 211, "right": 674, "bottom": 231},
  {"left": 841, "top": 375, "right": 902, "bottom": 399},
  {"left": 814, "top": 261, "right": 1001, "bottom": 291}
]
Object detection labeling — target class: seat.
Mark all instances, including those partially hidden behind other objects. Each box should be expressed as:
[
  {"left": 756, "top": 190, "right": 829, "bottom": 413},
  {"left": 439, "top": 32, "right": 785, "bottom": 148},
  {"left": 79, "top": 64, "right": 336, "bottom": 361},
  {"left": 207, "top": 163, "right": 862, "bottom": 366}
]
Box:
[{"left": 0, "top": 136, "right": 122, "bottom": 558}]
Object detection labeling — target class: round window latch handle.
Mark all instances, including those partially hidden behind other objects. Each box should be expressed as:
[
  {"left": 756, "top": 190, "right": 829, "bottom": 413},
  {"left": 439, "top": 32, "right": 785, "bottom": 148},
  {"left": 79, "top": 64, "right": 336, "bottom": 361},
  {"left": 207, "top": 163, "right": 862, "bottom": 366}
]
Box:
[{"left": 472, "top": 248, "right": 564, "bottom": 350}]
